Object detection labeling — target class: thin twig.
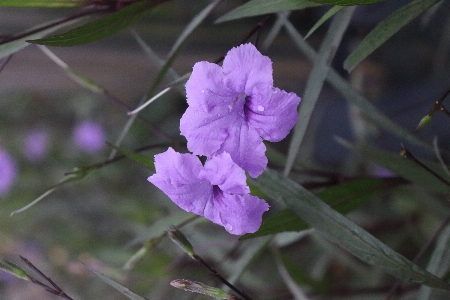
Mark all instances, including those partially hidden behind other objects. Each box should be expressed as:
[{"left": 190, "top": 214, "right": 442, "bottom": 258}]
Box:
[
  {"left": 192, "top": 254, "right": 253, "bottom": 300},
  {"left": 19, "top": 256, "right": 75, "bottom": 300},
  {"left": 400, "top": 145, "right": 450, "bottom": 188}
]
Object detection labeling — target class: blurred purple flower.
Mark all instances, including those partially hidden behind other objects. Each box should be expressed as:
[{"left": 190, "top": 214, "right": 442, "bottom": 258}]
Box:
[
  {"left": 180, "top": 43, "right": 301, "bottom": 177},
  {"left": 373, "top": 165, "right": 393, "bottom": 178},
  {"left": 148, "top": 148, "right": 269, "bottom": 235},
  {"left": 23, "top": 128, "right": 49, "bottom": 162},
  {"left": 73, "top": 121, "right": 105, "bottom": 153},
  {"left": 0, "top": 147, "right": 17, "bottom": 197}
]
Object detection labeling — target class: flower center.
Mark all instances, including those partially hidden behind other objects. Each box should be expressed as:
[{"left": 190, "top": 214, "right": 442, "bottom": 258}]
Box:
[{"left": 212, "top": 185, "right": 223, "bottom": 198}]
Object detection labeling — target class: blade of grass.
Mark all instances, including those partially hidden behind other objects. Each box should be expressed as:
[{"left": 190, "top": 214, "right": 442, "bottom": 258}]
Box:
[
  {"left": 252, "top": 168, "right": 450, "bottom": 290},
  {"left": 277, "top": 13, "right": 431, "bottom": 152},
  {"left": 284, "top": 6, "right": 356, "bottom": 176}
]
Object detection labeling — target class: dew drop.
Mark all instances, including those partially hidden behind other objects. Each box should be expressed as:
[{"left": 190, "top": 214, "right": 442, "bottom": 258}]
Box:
[
  {"left": 225, "top": 223, "right": 233, "bottom": 232},
  {"left": 257, "top": 105, "right": 265, "bottom": 112},
  {"left": 201, "top": 90, "right": 205, "bottom": 93}
]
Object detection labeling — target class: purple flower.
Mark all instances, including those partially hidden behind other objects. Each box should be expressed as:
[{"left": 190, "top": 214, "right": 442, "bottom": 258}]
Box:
[
  {"left": 23, "top": 128, "right": 49, "bottom": 162},
  {"left": 148, "top": 148, "right": 269, "bottom": 235},
  {"left": 73, "top": 120, "right": 105, "bottom": 154},
  {"left": 0, "top": 147, "right": 17, "bottom": 197},
  {"left": 180, "top": 43, "right": 300, "bottom": 177}
]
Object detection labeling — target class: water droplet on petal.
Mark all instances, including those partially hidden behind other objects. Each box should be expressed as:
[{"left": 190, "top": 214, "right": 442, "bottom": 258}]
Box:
[
  {"left": 225, "top": 223, "right": 233, "bottom": 232},
  {"left": 257, "top": 105, "right": 265, "bottom": 112},
  {"left": 201, "top": 90, "right": 205, "bottom": 93}
]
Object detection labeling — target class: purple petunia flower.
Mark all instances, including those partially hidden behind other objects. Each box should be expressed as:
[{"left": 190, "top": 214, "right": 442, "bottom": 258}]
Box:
[
  {"left": 180, "top": 43, "right": 301, "bottom": 177},
  {"left": 148, "top": 147, "right": 269, "bottom": 235},
  {"left": 73, "top": 120, "right": 105, "bottom": 154},
  {"left": 23, "top": 128, "right": 49, "bottom": 162},
  {"left": 0, "top": 147, "right": 17, "bottom": 197}
]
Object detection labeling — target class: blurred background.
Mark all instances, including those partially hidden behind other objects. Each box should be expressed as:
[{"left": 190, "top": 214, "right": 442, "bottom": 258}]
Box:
[{"left": 1, "top": 0, "right": 450, "bottom": 299}]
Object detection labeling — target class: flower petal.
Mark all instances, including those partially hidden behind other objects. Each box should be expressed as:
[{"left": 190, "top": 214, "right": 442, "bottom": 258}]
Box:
[
  {"left": 202, "top": 152, "right": 249, "bottom": 195},
  {"left": 218, "top": 120, "right": 267, "bottom": 178},
  {"left": 222, "top": 43, "right": 273, "bottom": 95},
  {"left": 180, "top": 105, "right": 232, "bottom": 156},
  {"left": 186, "top": 61, "right": 234, "bottom": 112},
  {"left": 148, "top": 148, "right": 212, "bottom": 213},
  {"left": 204, "top": 192, "right": 269, "bottom": 235},
  {"left": 247, "top": 87, "right": 300, "bottom": 142}
]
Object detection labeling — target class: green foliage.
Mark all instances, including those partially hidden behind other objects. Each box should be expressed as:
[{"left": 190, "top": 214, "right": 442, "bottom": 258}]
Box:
[
  {"left": 310, "top": 0, "right": 383, "bottom": 4},
  {"left": 0, "top": 0, "right": 86, "bottom": 7},
  {"left": 215, "top": 0, "right": 320, "bottom": 23},
  {"left": 1, "top": 0, "right": 450, "bottom": 299},
  {"left": 344, "top": 0, "right": 441, "bottom": 71},
  {"left": 29, "top": 1, "right": 155, "bottom": 46},
  {"left": 254, "top": 168, "right": 450, "bottom": 290}
]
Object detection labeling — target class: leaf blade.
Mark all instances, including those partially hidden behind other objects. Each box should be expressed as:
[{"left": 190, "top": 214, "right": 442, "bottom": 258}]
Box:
[
  {"left": 344, "top": 0, "right": 440, "bottom": 71},
  {"left": 29, "top": 2, "right": 153, "bottom": 46},
  {"left": 252, "top": 168, "right": 450, "bottom": 290},
  {"left": 216, "top": 0, "right": 320, "bottom": 23}
]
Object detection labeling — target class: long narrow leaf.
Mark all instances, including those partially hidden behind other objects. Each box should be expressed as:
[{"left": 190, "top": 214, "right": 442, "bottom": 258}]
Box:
[
  {"left": 337, "top": 138, "right": 450, "bottom": 194},
  {"left": 284, "top": 7, "right": 355, "bottom": 176},
  {"left": 0, "top": 17, "right": 85, "bottom": 59},
  {"left": 86, "top": 266, "right": 148, "bottom": 300},
  {"left": 304, "top": 6, "right": 343, "bottom": 39},
  {"left": 252, "top": 168, "right": 450, "bottom": 290},
  {"left": 29, "top": 1, "right": 154, "bottom": 46},
  {"left": 310, "top": 0, "right": 383, "bottom": 4},
  {"left": 418, "top": 224, "right": 450, "bottom": 300},
  {"left": 215, "top": 0, "right": 320, "bottom": 23},
  {"left": 0, "top": 0, "right": 86, "bottom": 6},
  {"left": 344, "top": 0, "right": 440, "bottom": 71},
  {"left": 277, "top": 13, "right": 431, "bottom": 150}
]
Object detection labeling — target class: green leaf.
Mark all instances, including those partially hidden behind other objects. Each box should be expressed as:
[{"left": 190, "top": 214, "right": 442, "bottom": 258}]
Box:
[
  {"left": 278, "top": 14, "right": 431, "bottom": 150},
  {"left": 304, "top": 6, "right": 343, "bottom": 39},
  {"left": 244, "top": 177, "right": 398, "bottom": 239},
  {"left": 309, "top": 0, "right": 383, "bottom": 4},
  {"left": 0, "top": 260, "right": 30, "bottom": 281},
  {"left": 0, "top": 17, "right": 85, "bottom": 59},
  {"left": 86, "top": 266, "right": 148, "bottom": 300},
  {"left": 0, "top": 0, "right": 86, "bottom": 6},
  {"left": 252, "top": 168, "right": 450, "bottom": 290},
  {"left": 28, "top": 1, "right": 154, "bottom": 46},
  {"left": 108, "top": 143, "right": 155, "bottom": 171},
  {"left": 418, "top": 224, "right": 450, "bottom": 299},
  {"left": 170, "top": 279, "right": 236, "bottom": 299},
  {"left": 338, "top": 139, "right": 450, "bottom": 194},
  {"left": 215, "top": 0, "right": 320, "bottom": 23},
  {"left": 344, "top": 0, "right": 440, "bottom": 72},
  {"left": 284, "top": 7, "right": 355, "bottom": 175}
]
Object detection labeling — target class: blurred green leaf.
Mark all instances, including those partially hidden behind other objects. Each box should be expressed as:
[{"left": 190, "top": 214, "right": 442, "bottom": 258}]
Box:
[
  {"left": 127, "top": 212, "right": 194, "bottom": 246},
  {"left": 86, "top": 266, "right": 148, "bottom": 300},
  {"left": 418, "top": 223, "right": 450, "bottom": 300},
  {"left": 338, "top": 139, "right": 450, "bottom": 194},
  {"left": 278, "top": 13, "right": 431, "bottom": 150},
  {"left": 170, "top": 279, "right": 237, "bottom": 299},
  {"left": 344, "top": 0, "right": 440, "bottom": 72},
  {"left": 309, "top": 0, "right": 383, "bottom": 4},
  {"left": 253, "top": 168, "right": 450, "bottom": 290},
  {"left": 0, "top": 0, "right": 86, "bottom": 6},
  {"left": 29, "top": 1, "right": 154, "bottom": 46},
  {"left": 215, "top": 0, "right": 320, "bottom": 23},
  {"left": 304, "top": 6, "right": 343, "bottom": 39},
  {"left": 244, "top": 177, "right": 398, "bottom": 239},
  {"left": 108, "top": 143, "right": 155, "bottom": 171},
  {"left": 0, "top": 17, "right": 85, "bottom": 59},
  {"left": 0, "top": 260, "right": 29, "bottom": 281}
]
